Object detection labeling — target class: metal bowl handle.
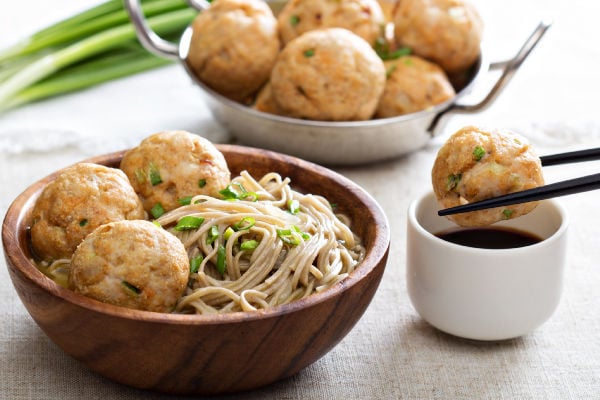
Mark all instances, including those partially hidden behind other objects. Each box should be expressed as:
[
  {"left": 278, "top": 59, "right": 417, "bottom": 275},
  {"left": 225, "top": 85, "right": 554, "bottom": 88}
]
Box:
[
  {"left": 428, "top": 18, "right": 553, "bottom": 133},
  {"left": 124, "top": 0, "right": 210, "bottom": 60}
]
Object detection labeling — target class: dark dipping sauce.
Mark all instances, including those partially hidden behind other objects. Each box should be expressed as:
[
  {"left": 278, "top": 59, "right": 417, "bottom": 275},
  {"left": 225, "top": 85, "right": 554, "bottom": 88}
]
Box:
[{"left": 436, "top": 227, "right": 543, "bottom": 249}]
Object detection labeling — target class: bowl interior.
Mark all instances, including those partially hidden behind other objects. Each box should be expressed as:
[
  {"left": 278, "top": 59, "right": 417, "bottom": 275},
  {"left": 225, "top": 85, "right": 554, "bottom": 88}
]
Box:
[{"left": 3, "top": 144, "right": 390, "bottom": 324}]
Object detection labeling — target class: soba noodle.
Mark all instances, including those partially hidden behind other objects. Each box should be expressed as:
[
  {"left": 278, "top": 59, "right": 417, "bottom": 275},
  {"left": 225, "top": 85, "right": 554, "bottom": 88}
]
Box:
[
  {"left": 160, "top": 170, "right": 364, "bottom": 314},
  {"left": 37, "top": 170, "right": 365, "bottom": 315}
]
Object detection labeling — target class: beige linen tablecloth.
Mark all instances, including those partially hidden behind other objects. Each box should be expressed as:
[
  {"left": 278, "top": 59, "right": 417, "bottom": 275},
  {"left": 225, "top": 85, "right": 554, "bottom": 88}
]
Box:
[{"left": 2, "top": 1, "right": 600, "bottom": 398}]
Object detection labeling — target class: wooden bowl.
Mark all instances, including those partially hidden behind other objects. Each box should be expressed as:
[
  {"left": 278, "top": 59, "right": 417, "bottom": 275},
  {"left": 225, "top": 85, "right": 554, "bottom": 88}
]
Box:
[{"left": 2, "top": 144, "right": 390, "bottom": 396}]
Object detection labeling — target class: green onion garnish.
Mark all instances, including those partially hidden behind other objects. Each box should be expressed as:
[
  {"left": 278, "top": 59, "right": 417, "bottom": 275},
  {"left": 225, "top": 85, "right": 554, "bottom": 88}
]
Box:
[
  {"left": 473, "top": 145, "right": 486, "bottom": 161},
  {"left": 150, "top": 203, "right": 165, "bottom": 219},
  {"left": 216, "top": 245, "right": 226, "bottom": 274},
  {"left": 223, "top": 227, "right": 235, "bottom": 240},
  {"left": 79, "top": 219, "right": 88, "bottom": 227},
  {"left": 148, "top": 162, "right": 162, "bottom": 186},
  {"left": 198, "top": 178, "right": 207, "bottom": 188},
  {"left": 190, "top": 255, "right": 203, "bottom": 273},
  {"left": 240, "top": 240, "right": 259, "bottom": 250},
  {"left": 134, "top": 169, "right": 146, "bottom": 184},
  {"left": 290, "top": 15, "right": 300, "bottom": 26},
  {"left": 121, "top": 280, "right": 141, "bottom": 295},
  {"left": 292, "top": 224, "right": 311, "bottom": 240},
  {"left": 502, "top": 209, "right": 514, "bottom": 219},
  {"left": 178, "top": 196, "right": 193, "bottom": 206},
  {"left": 207, "top": 225, "right": 219, "bottom": 244},
  {"left": 174, "top": 216, "right": 205, "bottom": 231},
  {"left": 288, "top": 199, "right": 300, "bottom": 215},
  {"left": 233, "top": 216, "right": 255, "bottom": 231},
  {"left": 446, "top": 174, "right": 462, "bottom": 191},
  {"left": 152, "top": 220, "right": 162, "bottom": 228},
  {"left": 219, "top": 183, "right": 258, "bottom": 201},
  {"left": 303, "top": 49, "right": 315, "bottom": 58}
]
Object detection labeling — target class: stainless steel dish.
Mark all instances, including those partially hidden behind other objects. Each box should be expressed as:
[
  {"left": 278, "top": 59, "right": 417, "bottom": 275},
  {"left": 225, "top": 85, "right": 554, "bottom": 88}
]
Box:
[{"left": 125, "top": 0, "right": 551, "bottom": 165}]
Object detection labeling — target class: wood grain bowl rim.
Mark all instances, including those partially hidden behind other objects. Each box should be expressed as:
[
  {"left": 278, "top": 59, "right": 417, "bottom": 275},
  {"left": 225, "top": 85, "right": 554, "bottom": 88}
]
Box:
[{"left": 2, "top": 144, "right": 390, "bottom": 325}]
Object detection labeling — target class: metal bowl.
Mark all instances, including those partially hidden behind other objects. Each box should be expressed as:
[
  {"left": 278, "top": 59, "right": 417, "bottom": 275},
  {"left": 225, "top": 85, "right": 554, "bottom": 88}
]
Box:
[{"left": 125, "top": 0, "right": 551, "bottom": 165}]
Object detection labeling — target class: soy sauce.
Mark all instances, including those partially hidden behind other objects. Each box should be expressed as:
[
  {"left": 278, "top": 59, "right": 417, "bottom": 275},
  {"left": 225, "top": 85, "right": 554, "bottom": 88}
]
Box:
[{"left": 435, "top": 227, "right": 543, "bottom": 249}]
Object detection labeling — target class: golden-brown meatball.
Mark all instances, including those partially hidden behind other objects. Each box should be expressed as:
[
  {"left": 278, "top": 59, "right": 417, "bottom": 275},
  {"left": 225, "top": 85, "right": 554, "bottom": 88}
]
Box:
[
  {"left": 186, "top": 0, "right": 280, "bottom": 102},
  {"left": 253, "top": 81, "right": 287, "bottom": 116},
  {"left": 120, "top": 131, "right": 231, "bottom": 214},
  {"left": 270, "top": 28, "right": 386, "bottom": 121},
  {"left": 30, "top": 163, "right": 145, "bottom": 262},
  {"left": 69, "top": 220, "right": 189, "bottom": 312},
  {"left": 393, "top": 0, "right": 483, "bottom": 73},
  {"left": 277, "top": 0, "right": 385, "bottom": 46},
  {"left": 432, "top": 126, "right": 544, "bottom": 227},
  {"left": 375, "top": 55, "right": 455, "bottom": 117}
]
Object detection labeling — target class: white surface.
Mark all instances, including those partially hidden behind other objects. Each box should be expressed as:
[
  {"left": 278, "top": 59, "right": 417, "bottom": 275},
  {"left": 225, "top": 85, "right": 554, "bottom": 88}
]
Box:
[
  {"left": 2, "top": 1, "right": 600, "bottom": 399},
  {"left": 407, "top": 192, "right": 568, "bottom": 341}
]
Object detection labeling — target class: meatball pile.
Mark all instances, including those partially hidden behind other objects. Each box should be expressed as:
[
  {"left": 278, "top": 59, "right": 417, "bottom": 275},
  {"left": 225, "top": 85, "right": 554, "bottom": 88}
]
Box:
[
  {"left": 431, "top": 126, "right": 544, "bottom": 227},
  {"left": 185, "top": 0, "right": 483, "bottom": 121},
  {"left": 30, "top": 130, "right": 233, "bottom": 313}
]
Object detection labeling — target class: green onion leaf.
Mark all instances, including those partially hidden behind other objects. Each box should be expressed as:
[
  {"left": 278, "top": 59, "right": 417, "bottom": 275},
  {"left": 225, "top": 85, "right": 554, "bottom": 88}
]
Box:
[
  {"left": 277, "top": 227, "right": 308, "bottom": 246},
  {"left": 148, "top": 162, "right": 162, "bottom": 186},
  {"left": 473, "top": 145, "right": 486, "bottom": 161},
  {"left": 206, "top": 225, "right": 219, "bottom": 244},
  {"left": 198, "top": 178, "right": 207, "bottom": 188},
  {"left": 218, "top": 183, "right": 258, "bottom": 201},
  {"left": 288, "top": 199, "right": 300, "bottom": 214},
  {"left": 502, "top": 209, "right": 514, "bottom": 219},
  {"left": 216, "top": 245, "right": 226, "bottom": 274},
  {"left": 240, "top": 240, "right": 259, "bottom": 251},
  {"left": 79, "top": 218, "right": 88, "bottom": 227},
  {"left": 223, "top": 227, "right": 235, "bottom": 240},
  {"left": 121, "top": 280, "right": 141, "bottom": 295},
  {"left": 233, "top": 216, "right": 255, "bottom": 231},
  {"left": 190, "top": 255, "right": 203, "bottom": 273},
  {"left": 152, "top": 220, "right": 162, "bottom": 228},
  {"left": 303, "top": 49, "right": 315, "bottom": 58},
  {"left": 178, "top": 196, "right": 193, "bottom": 206},
  {"left": 150, "top": 203, "right": 165, "bottom": 219},
  {"left": 290, "top": 15, "right": 300, "bottom": 26},
  {"left": 292, "top": 224, "right": 311, "bottom": 240},
  {"left": 174, "top": 216, "right": 205, "bottom": 231},
  {"left": 446, "top": 174, "right": 462, "bottom": 191}
]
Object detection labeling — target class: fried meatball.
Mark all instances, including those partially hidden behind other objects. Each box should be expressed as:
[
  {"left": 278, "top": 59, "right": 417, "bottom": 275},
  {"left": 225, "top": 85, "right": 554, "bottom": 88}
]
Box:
[
  {"left": 69, "top": 220, "right": 189, "bottom": 312},
  {"left": 393, "top": 0, "right": 483, "bottom": 73},
  {"left": 375, "top": 55, "right": 456, "bottom": 118},
  {"left": 253, "top": 81, "right": 287, "bottom": 116},
  {"left": 270, "top": 28, "right": 386, "bottom": 121},
  {"left": 277, "top": 0, "right": 385, "bottom": 46},
  {"left": 120, "top": 131, "right": 231, "bottom": 214},
  {"left": 186, "top": 0, "right": 280, "bottom": 102},
  {"left": 30, "top": 163, "right": 145, "bottom": 262},
  {"left": 432, "top": 126, "right": 544, "bottom": 227}
]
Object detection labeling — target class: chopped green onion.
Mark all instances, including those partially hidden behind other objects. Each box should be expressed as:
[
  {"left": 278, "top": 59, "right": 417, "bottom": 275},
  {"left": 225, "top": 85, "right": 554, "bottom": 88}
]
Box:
[
  {"left": 216, "top": 245, "right": 226, "bottom": 274},
  {"left": 148, "top": 162, "right": 162, "bottom": 186},
  {"left": 288, "top": 199, "right": 300, "bottom": 215},
  {"left": 178, "top": 196, "right": 193, "bottom": 206},
  {"left": 240, "top": 240, "right": 259, "bottom": 251},
  {"left": 174, "top": 216, "right": 205, "bottom": 231},
  {"left": 290, "top": 15, "right": 300, "bottom": 26},
  {"left": 79, "top": 219, "right": 88, "bottom": 227},
  {"left": 374, "top": 37, "right": 412, "bottom": 61},
  {"left": 152, "top": 220, "right": 162, "bottom": 228},
  {"left": 446, "top": 174, "right": 462, "bottom": 191},
  {"left": 303, "top": 49, "right": 315, "bottom": 58},
  {"left": 233, "top": 216, "right": 255, "bottom": 231},
  {"left": 121, "top": 280, "right": 141, "bottom": 295},
  {"left": 134, "top": 168, "right": 146, "bottom": 184},
  {"left": 502, "top": 209, "right": 514, "bottom": 219},
  {"left": 292, "top": 224, "right": 311, "bottom": 240},
  {"left": 386, "top": 64, "right": 397, "bottom": 79},
  {"left": 218, "top": 183, "right": 258, "bottom": 201},
  {"left": 150, "top": 203, "right": 165, "bottom": 219},
  {"left": 473, "top": 145, "right": 486, "bottom": 161},
  {"left": 223, "top": 227, "right": 235, "bottom": 240},
  {"left": 198, "top": 178, "right": 207, "bottom": 188},
  {"left": 207, "top": 225, "right": 219, "bottom": 244},
  {"left": 277, "top": 225, "right": 309, "bottom": 246},
  {"left": 190, "top": 255, "right": 203, "bottom": 273}
]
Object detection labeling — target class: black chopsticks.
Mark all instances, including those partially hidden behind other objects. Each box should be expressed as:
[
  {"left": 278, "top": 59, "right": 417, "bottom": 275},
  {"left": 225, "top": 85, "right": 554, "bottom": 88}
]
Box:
[{"left": 438, "top": 147, "right": 600, "bottom": 216}]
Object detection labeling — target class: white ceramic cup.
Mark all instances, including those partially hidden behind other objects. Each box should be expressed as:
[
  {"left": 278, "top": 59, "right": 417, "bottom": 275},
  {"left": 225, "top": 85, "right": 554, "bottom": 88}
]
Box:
[{"left": 406, "top": 191, "right": 569, "bottom": 341}]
